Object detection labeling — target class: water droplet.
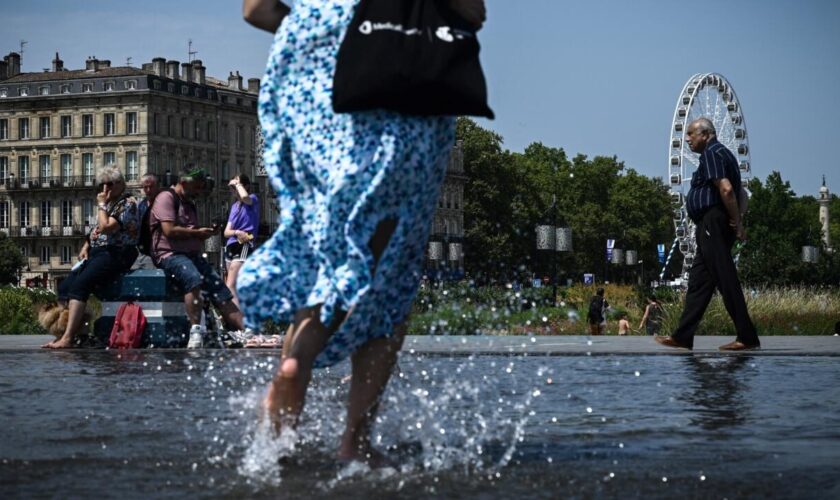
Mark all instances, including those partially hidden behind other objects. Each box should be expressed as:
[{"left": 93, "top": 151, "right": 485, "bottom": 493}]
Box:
[
  {"left": 586, "top": 407, "right": 593, "bottom": 413},
  {"left": 546, "top": 378, "right": 553, "bottom": 384},
  {"left": 662, "top": 477, "right": 668, "bottom": 482},
  {"left": 700, "top": 475, "right": 706, "bottom": 481},
  {"left": 634, "top": 371, "right": 641, "bottom": 377}
]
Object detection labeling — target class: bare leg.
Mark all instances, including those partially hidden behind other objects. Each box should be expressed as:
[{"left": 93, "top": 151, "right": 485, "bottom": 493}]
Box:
[
  {"left": 43, "top": 299, "right": 87, "bottom": 349},
  {"left": 185, "top": 287, "right": 203, "bottom": 326},
  {"left": 226, "top": 260, "right": 244, "bottom": 307},
  {"left": 263, "top": 218, "right": 398, "bottom": 441},
  {"left": 263, "top": 307, "right": 342, "bottom": 433},
  {"left": 339, "top": 323, "right": 406, "bottom": 464},
  {"left": 217, "top": 299, "right": 245, "bottom": 331}
]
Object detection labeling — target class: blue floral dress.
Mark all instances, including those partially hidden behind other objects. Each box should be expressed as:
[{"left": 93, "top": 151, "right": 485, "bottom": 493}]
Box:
[{"left": 238, "top": 0, "right": 455, "bottom": 367}]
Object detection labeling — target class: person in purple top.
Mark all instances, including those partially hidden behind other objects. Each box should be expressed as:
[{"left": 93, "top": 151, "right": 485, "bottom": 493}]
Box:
[{"left": 223, "top": 174, "right": 260, "bottom": 307}]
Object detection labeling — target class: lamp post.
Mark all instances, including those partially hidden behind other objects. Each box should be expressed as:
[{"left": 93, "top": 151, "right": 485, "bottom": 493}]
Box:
[{"left": 535, "top": 164, "right": 572, "bottom": 305}]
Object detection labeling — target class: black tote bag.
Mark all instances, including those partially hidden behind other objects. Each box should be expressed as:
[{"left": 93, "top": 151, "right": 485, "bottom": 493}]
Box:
[{"left": 332, "top": 0, "right": 494, "bottom": 119}]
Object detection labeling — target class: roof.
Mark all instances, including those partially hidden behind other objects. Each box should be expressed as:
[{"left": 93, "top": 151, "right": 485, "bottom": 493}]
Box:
[{"left": 2, "top": 67, "right": 150, "bottom": 84}]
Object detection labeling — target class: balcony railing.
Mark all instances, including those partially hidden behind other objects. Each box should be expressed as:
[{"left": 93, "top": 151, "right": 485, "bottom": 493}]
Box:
[
  {"left": 8, "top": 225, "right": 87, "bottom": 238},
  {"left": 0, "top": 176, "right": 99, "bottom": 191}
]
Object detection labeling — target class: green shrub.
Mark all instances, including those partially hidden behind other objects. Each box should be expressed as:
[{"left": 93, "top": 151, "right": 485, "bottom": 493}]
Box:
[
  {"left": 0, "top": 286, "right": 53, "bottom": 335},
  {"left": 408, "top": 284, "right": 839, "bottom": 336}
]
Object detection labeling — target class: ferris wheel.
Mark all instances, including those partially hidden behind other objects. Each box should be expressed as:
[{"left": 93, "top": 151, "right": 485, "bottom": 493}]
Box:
[{"left": 662, "top": 73, "right": 752, "bottom": 282}]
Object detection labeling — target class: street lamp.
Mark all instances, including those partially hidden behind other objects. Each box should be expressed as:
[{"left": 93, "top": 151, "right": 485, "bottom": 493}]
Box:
[
  {"left": 801, "top": 245, "right": 819, "bottom": 263},
  {"left": 535, "top": 167, "right": 572, "bottom": 305}
]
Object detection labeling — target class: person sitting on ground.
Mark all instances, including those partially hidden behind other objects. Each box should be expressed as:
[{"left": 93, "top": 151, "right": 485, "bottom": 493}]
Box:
[
  {"left": 43, "top": 166, "right": 140, "bottom": 349},
  {"left": 587, "top": 287, "right": 609, "bottom": 335},
  {"left": 223, "top": 174, "right": 260, "bottom": 307},
  {"left": 149, "top": 166, "right": 245, "bottom": 348},
  {"left": 618, "top": 312, "right": 631, "bottom": 336},
  {"left": 638, "top": 295, "right": 662, "bottom": 336}
]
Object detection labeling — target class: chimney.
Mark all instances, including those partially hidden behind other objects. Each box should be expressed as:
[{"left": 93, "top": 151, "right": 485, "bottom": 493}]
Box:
[
  {"left": 166, "top": 60, "right": 180, "bottom": 80},
  {"left": 191, "top": 59, "right": 205, "bottom": 85},
  {"left": 180, "top": 62, "right": 192, "bottom": 84},
  {"left": 99, "top": 59, "right": 111, "bottom": 68},
  {"left": 247, "top": 78, "right": 260, "bottom": 94},
  {"left": 151, "top": 57, "right": 166, "bottom": 77},
  {"left": 0, "top": 60, "right": 7, "bottom": 80},
  {"left": 52, "top": 52, "right": 64, "bottom": 72},
  {"left": 228, "top": 71, "right": 243, "bottom": 91},
  {"left": 5, "top": 52, "right": 21, "bottom": 77},
  {"left": 85, "top": 56, "right": 100, "bottom": 71}
]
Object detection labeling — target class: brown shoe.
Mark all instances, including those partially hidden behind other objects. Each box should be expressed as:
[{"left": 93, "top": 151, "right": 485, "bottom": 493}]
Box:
[
  {"left": 719, "top": 340, "right": 760, "bottom": 351},
  {"left": 654, "top": 336, "right": 692, "bottom": 350}
]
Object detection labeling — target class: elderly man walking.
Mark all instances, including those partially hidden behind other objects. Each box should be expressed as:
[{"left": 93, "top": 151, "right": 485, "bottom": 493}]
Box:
[{"left": 656, "top": 117, "right": 760, "bottom": 351}]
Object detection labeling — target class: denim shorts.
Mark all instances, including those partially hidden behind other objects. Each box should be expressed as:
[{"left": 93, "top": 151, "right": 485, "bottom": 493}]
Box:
[{"left": 159, "top": 253, "right": 233, "bottom": 305}]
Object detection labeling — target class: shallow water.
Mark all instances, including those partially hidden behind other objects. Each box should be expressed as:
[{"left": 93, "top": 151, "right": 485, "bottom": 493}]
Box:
[{"left": 1, "top": 350, "right": 838, "bottom": 499}]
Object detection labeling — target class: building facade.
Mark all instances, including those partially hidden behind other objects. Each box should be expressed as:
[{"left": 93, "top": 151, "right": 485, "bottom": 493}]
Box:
[
  {"left": 1, "top": 51, "right": 467, "bottom": 288},
  {"left": 0, "top": 52, "right": 265, "bottom": 288}
]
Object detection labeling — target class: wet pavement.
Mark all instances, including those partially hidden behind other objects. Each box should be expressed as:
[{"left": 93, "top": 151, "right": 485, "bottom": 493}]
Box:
[{"left": 5, "top": 334, "right": 839, "bottom": 355}]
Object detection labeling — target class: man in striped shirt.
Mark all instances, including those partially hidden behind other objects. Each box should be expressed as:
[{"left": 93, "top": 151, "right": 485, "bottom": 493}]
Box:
[{"left": 656, "top": 117, "right": 760, "bottom": 351}]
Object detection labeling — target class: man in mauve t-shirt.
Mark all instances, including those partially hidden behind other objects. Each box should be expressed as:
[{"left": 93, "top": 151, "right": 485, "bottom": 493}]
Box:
[{"left": 150, "top": 167, "right": 245, "bottom": 348}]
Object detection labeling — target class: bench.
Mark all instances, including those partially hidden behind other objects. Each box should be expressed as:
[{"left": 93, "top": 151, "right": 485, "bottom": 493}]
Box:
[{"left": 93, "top": 269, "right": 190, "bottom": 348}]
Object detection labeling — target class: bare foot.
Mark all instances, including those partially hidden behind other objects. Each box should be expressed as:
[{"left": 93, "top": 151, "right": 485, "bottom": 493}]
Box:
[
  {"left": 261, "top": 356, "right": 302, "bottom": 435},
  {"left": 42, "top": 337, "right": 74, "bottom": 349}
]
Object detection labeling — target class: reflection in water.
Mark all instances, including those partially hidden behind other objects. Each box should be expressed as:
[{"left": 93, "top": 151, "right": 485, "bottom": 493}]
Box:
[{"left": 682, "top": 355, "right": 753, "bottom": 430}]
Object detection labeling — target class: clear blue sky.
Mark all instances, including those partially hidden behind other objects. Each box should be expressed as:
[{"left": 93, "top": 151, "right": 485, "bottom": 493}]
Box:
[{"left": 3, "top": 0, "right": 838, "bottom": 197}]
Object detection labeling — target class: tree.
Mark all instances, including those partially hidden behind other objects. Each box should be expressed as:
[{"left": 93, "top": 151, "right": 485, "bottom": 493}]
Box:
[
  {"left": 456, "top": 118, "right": 672, "bottom": 284},
  {"left": 0, "top": 234, "right": 26, "bottom": 286},
  {"left": 738, "top": 171, "right": 839, "bottom": 285}
]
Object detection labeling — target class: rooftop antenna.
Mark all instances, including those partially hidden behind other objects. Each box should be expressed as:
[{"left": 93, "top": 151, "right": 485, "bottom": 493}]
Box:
[
  {"left": 19, "top": 39, "right": 27, "bottom": 64},
  {"left": 188, "top": 39, "right": 198, "bottom": 63},
  {"left": 126, "top": 56, "right": 132, "bottom": 67}
]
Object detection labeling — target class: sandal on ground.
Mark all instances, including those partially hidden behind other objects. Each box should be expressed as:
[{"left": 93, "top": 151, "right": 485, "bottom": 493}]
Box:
[{"left": 245, "top": 335, "right": 283, "bottom": 348}]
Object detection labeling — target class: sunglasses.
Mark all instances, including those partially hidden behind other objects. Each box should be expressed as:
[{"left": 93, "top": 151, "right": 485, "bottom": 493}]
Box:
[{"left": 97, "top": 181, "right": 115, "bottom": 190}]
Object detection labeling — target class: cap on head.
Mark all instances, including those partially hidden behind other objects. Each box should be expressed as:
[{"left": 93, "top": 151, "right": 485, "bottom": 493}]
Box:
[{"left": 182, "top": 166, "right": 208, "bottom": 183}]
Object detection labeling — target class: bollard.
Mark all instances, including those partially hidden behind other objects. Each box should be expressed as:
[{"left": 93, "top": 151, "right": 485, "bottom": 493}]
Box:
[{"left": 93, "top": 269, "right": 190, "bottom": 348}]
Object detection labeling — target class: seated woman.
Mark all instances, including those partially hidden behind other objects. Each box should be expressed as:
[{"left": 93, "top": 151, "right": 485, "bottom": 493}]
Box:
[{"left": 43, "top": 166, "right": 140, "bottom": 349}]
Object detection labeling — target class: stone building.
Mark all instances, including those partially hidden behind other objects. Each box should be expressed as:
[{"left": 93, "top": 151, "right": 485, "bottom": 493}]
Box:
[
  {"left": 818, "top": 176, "right": 831, "bottom": 250},
  {"left": 0, "top": 52, "right": 266, "bottom": 288}
]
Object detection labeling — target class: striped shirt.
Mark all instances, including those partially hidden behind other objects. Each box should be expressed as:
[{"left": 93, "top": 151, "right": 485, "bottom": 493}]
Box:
[{"left": 686, "top": 138, "right": 742, "bottom": 222}]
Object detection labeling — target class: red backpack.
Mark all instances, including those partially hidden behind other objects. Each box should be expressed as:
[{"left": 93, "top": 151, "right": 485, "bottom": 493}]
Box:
[{"left": 108, "top": 302, "right": 147, "bottom": 349}]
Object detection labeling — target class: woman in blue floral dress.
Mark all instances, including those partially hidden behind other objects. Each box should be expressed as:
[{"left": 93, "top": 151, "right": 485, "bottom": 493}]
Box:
[{"left": 241, "top": 0, "right": 486, "bottom": 463}]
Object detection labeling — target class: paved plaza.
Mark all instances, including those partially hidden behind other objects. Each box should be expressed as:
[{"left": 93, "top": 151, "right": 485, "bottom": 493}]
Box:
[{"left": 3, "top": 334, "right": 838, "bottom": 355}]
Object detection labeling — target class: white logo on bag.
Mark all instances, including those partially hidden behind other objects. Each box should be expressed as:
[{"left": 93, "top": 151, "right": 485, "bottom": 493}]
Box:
[
  {"left": 357, "top": 19, "right": 471, "bottom": 41},
  {"left": 358, "top": 20, "right": 420, "bottom": 36},
  {"left": 435, "top": 26, "right": 454, "bottom": 42}
]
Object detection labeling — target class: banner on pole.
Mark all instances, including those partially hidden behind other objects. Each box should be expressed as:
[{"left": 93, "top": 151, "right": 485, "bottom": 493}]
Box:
[
  {"left": 606, "top": 239, "right": 615, "bottom": 261},
  {"left": 657, "top": 243, "right": 666, "bottom": 264}
]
